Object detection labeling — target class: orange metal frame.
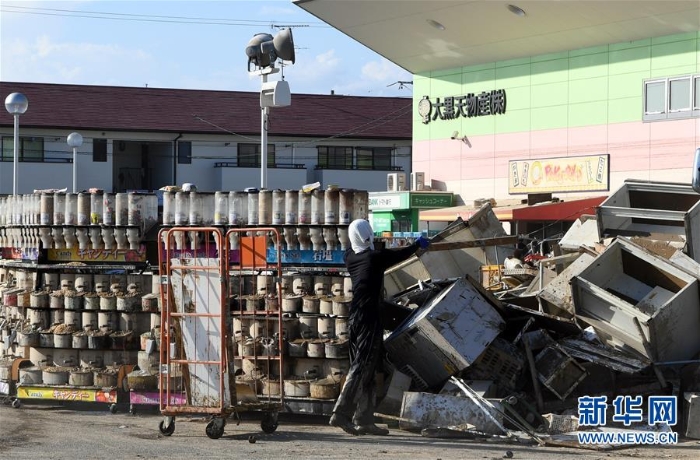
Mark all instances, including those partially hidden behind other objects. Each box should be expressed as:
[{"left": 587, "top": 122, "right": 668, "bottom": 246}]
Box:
[
  {"left": 157, "top": 226, "right": 285, "bottom": 416},
  {"left": 159, "top": 227, "right": 228, "bottom": 416},
  {"left": 225, "top": 227, "right": 284, "bottom": 406}
]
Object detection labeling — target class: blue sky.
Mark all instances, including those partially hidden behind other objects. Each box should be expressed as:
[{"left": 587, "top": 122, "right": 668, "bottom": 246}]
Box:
[{"left": 1, "top": 0, "right": 413, "bottom": 97}]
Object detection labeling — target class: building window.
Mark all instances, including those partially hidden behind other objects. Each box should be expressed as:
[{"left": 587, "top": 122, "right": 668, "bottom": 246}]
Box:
[
  {"left": 356, "top": 147, "right": 393, "bottom": 170},
  {"left": 1, "top": 136, "right": 44, "bottom": 162},
  {"left": 238, "top": 143, "right": 275, "bottom": 167},
  {"left": 93, "top": 139, "right": 107, "bottom": 162},
  {"left": 317, "top": 146, "right": 353, "bottom": 169},
  {"left": 178, "top": 141, "right": 192, "bottom": 164},
  {"left": 669, "top": 77, "right": 691, "bottom": 112},
  {"left": 644, "top": 74, "right": 700, "bottom": 121}
]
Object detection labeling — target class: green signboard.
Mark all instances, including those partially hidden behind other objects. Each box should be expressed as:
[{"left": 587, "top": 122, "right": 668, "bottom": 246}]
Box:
[{"left": 409, "top": 193, "right": 453, "bottom": 209}]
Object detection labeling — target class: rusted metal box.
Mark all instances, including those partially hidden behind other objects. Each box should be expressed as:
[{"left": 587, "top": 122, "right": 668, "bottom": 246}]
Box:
[
  {"left": 384, "top": 203, "right": 510, "bottom": 297},
  {"left": 596, "top": 180, "right": 700, "bottom": 262},
  {"left": 535, "top": 345, "right": 588, "bottom": 400},
  {"left": 384, "top": 277, "right": 505, "bottom": 390},
  {"left": 571, "top": 238, "right": 700, "bottom": 362},
  {"left": 399, "top": 391, "right": 504, "bottom": 434}
]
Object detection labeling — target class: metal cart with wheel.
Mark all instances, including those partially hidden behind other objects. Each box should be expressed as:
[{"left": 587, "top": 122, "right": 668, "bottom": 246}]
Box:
[
  {"left": 158, "top": 227, "right": 283, "bottom": 439},
  {"left": 225, "top": 227, "right": 284, "bottom": 434}
]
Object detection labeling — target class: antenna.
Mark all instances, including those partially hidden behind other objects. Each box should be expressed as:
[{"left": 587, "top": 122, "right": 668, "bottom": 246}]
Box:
[{"left": 387, "top": 81, "right": 413, "bottom": 90}]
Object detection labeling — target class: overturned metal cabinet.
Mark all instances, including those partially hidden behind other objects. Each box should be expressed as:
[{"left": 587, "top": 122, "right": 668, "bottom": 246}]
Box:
[
  {"left": 538, "top": 253, "right": 596, "bottom": 316},
  {"left": 596, "top": 180, "right": 700, "bottom": 262},
  {"left": 384, "top": 277, "right": 505, "bottom": 390},
  {"left": 384, "top": 203, "right": 510, "bottom": 297},
  {"left": 571, "top": 238, "right": 700, "bottom": 362}
]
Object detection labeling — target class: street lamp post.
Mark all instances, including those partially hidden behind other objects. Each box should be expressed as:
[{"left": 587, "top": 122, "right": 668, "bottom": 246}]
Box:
[
  {"left": 4, "top": 92, "right": 29, "bottom": 196},
  {"left": 67, "top": 132, "right": 83, "bottom": 193}
]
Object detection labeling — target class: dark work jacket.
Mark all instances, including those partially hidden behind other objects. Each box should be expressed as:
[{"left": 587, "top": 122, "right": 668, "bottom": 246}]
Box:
[{"left": 344, "top": 242, "right": 420, "bottom": 330}]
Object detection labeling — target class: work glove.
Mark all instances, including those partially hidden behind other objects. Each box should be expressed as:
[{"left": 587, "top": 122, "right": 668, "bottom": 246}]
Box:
[{"left": 416, "top": 235, "right": 430, "bottom": 249}]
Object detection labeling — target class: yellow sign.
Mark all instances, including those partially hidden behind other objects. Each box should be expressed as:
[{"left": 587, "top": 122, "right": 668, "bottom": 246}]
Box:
[
  {"left": 17, "top": 386, "right": 117, "bottom": 403},
  {"left": 508, "top": 154, "right": 609, "bottom": 194},
  {"left": 47, "top": 246, "right": 146, "bottom": 263}
]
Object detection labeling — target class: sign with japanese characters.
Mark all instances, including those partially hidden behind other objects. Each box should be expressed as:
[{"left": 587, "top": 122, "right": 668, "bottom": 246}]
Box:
[
  {"left": 409, "top": 193, "right": 453, "bottom": 209},
  {"left": 266, "top": 248, "right": 345, "bottom": 265},
  {"left": 47, "top": 246, "right": 147, "bottom": 263},
  {"left": 17, "top": 386, "right": 117, "bottom": 403},
  {"left": 508, "top": 154, "right": 610, "bottom": 194},
  {"left": 418, "top": 90, "right": 507, "bottom": 124}
]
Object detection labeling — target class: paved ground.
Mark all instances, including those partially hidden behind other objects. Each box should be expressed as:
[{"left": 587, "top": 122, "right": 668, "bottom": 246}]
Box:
[{"left": 2, "top": 403, "right": 700, "bottom": 460}]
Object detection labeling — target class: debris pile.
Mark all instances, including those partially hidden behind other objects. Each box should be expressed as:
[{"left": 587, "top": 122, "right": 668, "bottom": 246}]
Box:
[{"left": 377, "top": 180, "right": 700, "bottom": 449}]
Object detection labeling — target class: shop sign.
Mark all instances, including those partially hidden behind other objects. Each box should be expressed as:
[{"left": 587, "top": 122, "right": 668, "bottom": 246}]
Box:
[
  {"left": 418, "top": 90, "right": 507, "bottom": 124},
  {"left": 508, "top": 154, "right": 610, "bottom": 194},
  {"left": 129, "top": 391, "right": 187, "bottom": 406},
  {"left": 409, "top": 193, "right": 453, "bottom": 209},
  {"left": 368, "top": 194, "right": 403, "bottom": 210},
  {"left": 48, "top": 246, "right": 147, "bottom": 263},
  {"left": 266, "top": 248, "right": 345, "bottom": 265},
  {"left": 17, "top": 386, "right": 117, "bottom": 403},
  {"left": 0, "top": 247, "right": 40, "bottom": 261}
]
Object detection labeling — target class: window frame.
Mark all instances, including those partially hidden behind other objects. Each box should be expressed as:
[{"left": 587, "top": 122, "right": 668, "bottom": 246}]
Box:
[
  {"left": 644, "top": 73, "right": 700, "bottom": 122},
  {"left": 1, "top": 136, "right": 45, "bottom": 162},
  {"left": 668, "top": 75, "right": 692, "bottom": 118},
  {"left": 693, "top": 75, "right": 700, "bottom": 117},
  {"left": 317, "top": 146, "right": 353, "bottom": 169},
  {"left": 355, "top": 146, "right": 393, "bottom": 170},
  {"left": 177, "top": 141, "right": 192, "bottom": 165},
  {"left": 238, "top": 143, "right": 275, "bottom": 167},
  {"left": 93, "top": 138, "right": 107, "bottom": 162},
  {"left": 643, "top": 78, "right": 667, "bottom": 121}
]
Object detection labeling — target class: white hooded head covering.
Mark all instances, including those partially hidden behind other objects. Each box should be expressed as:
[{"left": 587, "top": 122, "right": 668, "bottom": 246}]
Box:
[{"left": 348, "top": 219, "right": 375, "bottom": 254}]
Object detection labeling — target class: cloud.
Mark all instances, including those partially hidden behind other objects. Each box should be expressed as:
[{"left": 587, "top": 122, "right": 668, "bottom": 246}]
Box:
[
  {"left": 361, "top": 58, "right": 408, "bottom": 82},
  {"left": 1, "top": 34, "right": 153, "bottom": 85},
  {"left": 284, "top": 48, "right": 341, "bottom": 84}
]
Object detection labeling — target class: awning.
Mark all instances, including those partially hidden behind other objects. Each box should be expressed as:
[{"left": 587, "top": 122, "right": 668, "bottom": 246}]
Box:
[
  {"left": 419, "top": 199, "right": 527, "bottom": 222},
  {"left": 511, "top": 196, "right": 607, "bottom": 222}
]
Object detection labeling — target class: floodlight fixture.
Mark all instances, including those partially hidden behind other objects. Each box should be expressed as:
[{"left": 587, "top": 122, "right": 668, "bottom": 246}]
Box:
[{"left": 245, "top": 28, "right": 295, "bottom": 71}]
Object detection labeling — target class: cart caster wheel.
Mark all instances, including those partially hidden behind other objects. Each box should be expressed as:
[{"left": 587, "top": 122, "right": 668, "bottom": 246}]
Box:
[
  {"left": 206, "top": 418, "right": 225, "bottom": 439},
  {"left": 11, "top": 399, "right": 21, "bottom": 409},
  {"left": 261, "top": 413, "right": 278, "bottom": 434},
  {"left": 109, "top": 404, "right": 117, "bottom": 414},
  {"left": 159, "top": 419, "right": 175, "bottom": 437}
]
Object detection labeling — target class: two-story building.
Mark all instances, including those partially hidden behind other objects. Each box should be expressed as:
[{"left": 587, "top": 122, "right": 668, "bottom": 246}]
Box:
[{"left": 0, "top": 82, "right": 412, "bottom": 193}]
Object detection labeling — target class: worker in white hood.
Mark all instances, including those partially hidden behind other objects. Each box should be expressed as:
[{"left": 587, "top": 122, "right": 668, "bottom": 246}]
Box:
[{"left": 330, "top": 219, "right": 429, "bottom": 436}]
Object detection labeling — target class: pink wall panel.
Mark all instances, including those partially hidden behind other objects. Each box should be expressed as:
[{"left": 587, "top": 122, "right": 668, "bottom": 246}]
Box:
[
  {"left": 461, "top": 155, "right": 495, "bottom": 180},
  {"left": 530, "top": 129, "right": 568, "bottom": 158},
  {"left": 567, "top": 125, "right": 608, "bottom": 155},
  {"left": 431, "top": 156, "right": 462, "bottom": 181},
  {"left": 414, "top": 118, "right": 699, "bottom": 198},
  {"left": 649, "top": 140, "right": 697, "bottom": 170}
]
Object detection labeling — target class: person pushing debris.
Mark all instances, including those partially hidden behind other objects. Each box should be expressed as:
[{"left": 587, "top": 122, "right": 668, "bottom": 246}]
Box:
[{"left": 330, "top": 219, "right": 430, "bottom": 435}]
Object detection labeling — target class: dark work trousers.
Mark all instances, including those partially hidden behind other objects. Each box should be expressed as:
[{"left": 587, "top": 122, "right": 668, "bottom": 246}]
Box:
[{"left": 332, "top": 314, "right": 383, "bottom": 425}]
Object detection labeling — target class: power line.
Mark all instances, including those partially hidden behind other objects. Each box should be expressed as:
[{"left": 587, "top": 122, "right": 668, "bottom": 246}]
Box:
[{"left": 0, "top": 5, "right": 329, "bottom": 28}]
